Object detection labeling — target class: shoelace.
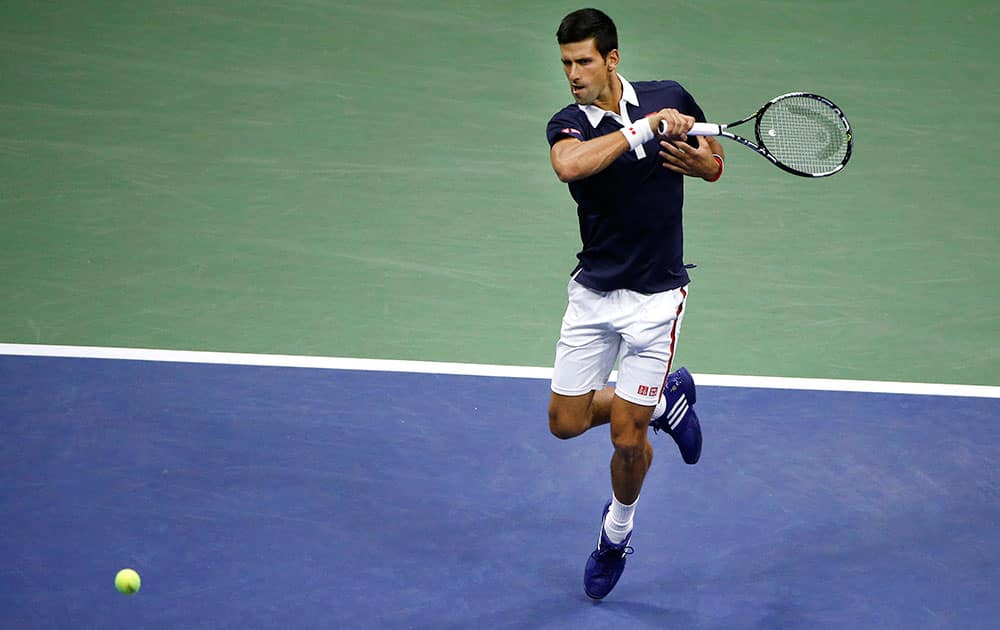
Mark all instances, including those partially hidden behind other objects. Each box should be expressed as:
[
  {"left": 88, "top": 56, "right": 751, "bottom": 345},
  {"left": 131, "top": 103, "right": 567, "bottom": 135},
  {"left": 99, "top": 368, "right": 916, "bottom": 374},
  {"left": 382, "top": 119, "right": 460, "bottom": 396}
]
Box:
[{"left": 590, "top": 544, "right": 634, "bottom": 563}]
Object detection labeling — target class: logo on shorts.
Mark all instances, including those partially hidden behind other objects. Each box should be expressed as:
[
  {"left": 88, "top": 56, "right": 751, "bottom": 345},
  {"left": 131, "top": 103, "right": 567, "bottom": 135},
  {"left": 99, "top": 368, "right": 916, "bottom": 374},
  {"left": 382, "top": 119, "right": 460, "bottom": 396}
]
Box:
[{"left": 637, "top": 385, "right": 659, "bottom": 397}]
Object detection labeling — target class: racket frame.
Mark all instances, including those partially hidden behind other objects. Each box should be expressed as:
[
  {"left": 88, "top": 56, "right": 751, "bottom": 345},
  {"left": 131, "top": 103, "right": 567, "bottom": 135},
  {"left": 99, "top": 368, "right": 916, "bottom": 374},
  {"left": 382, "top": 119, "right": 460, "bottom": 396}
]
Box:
[{"left": 662, "top": 92, "right": 853, "bottom": 178}]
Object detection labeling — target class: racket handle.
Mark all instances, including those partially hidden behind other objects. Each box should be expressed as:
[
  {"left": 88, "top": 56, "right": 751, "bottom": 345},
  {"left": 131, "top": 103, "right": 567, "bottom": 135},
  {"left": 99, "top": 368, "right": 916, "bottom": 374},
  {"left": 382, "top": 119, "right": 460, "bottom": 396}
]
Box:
[
  {"left": 658, "top": 121, "right": 722, "bottom": 136},
  {"left": 689, "top": 122, "right": 721, "bottom": 136}
]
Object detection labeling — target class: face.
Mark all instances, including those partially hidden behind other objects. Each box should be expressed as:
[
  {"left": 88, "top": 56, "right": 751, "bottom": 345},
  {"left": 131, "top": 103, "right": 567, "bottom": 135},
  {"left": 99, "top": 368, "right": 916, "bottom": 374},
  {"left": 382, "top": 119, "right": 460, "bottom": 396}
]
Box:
[{"left": 559, "top": 38, "right": 618, "bottom": 106}]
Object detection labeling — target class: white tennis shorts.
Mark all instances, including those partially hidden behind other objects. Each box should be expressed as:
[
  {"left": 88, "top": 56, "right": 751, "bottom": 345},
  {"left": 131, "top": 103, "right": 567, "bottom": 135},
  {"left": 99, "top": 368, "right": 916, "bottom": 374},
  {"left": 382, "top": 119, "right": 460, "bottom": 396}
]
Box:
[{"left": 551, "top": 278, "right": 688, "bottom": 406}]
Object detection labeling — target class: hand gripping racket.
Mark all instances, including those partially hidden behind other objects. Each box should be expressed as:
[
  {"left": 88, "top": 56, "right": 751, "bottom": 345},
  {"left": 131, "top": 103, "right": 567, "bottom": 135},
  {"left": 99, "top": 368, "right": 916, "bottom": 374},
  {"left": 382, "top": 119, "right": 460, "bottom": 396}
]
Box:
[{"left": 660, "top": 92, "right": 853, "bottom": 178}]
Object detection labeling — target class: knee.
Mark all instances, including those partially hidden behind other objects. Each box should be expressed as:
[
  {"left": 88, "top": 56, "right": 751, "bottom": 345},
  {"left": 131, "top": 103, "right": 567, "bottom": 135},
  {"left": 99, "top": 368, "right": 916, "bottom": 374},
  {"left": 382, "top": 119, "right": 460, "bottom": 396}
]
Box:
[
  {"left": 548, "top": 404, "right": 585, "bottom": 440},
  {"left": 611, "top": 432, "right": 651, "bottom": 465}
]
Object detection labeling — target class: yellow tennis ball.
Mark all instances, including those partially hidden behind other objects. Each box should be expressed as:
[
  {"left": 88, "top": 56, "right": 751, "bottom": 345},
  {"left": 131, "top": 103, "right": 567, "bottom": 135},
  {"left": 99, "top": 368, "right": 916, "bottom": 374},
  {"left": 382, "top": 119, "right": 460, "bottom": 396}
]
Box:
[{"left": 115, "top": 568, "right": 141, "bottom": 595}]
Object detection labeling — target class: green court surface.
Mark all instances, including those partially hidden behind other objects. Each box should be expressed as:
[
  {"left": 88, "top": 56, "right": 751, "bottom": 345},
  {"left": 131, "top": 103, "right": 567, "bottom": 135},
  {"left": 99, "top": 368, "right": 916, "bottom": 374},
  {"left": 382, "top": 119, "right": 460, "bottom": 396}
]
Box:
[{"left": 2, "top": 1, "right": 997, "bottom": 385}]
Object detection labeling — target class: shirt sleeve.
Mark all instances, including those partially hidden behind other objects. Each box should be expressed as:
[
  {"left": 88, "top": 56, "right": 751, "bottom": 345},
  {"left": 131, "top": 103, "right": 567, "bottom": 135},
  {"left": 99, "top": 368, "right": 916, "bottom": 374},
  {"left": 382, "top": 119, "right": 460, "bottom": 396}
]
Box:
[
  {"left": 683, "top": 88, "right": 707, "bottom": 123},
  {"left": 546, "top": 110, "right": 587, "bottom": 146}
]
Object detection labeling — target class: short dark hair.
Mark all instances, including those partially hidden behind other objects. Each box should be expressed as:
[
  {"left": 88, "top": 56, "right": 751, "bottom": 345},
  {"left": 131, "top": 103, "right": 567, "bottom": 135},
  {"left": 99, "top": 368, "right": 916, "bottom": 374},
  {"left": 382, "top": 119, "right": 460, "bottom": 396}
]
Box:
[{"left": 556, "top": 8, "right": 618, "bottom": 58}]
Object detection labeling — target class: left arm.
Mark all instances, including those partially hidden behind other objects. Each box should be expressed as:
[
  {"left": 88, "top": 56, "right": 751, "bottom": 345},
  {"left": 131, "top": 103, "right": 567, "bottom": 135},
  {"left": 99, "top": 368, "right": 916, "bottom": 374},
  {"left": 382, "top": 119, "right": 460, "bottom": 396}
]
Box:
[{"left": 658, "top": 136, "right": 726, "bottom": 181}]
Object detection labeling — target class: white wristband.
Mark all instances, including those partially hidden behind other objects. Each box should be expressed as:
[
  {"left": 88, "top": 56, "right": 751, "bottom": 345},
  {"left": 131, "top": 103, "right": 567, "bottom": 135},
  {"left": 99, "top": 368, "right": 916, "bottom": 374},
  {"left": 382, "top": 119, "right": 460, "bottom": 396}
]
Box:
[{"left": 620, "top": 118, "right": 654, "bottom": 150}]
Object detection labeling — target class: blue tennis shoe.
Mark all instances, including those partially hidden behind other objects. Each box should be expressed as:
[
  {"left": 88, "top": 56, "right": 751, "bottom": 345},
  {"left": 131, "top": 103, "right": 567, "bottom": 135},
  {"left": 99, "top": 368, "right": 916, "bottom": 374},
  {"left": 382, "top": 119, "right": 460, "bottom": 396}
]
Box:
[
  {"left": 583, "top": 501, "right": 634, "bottom": 600},
  {"left": 650, "top": 367, "right": 702, "bottom": 464}
]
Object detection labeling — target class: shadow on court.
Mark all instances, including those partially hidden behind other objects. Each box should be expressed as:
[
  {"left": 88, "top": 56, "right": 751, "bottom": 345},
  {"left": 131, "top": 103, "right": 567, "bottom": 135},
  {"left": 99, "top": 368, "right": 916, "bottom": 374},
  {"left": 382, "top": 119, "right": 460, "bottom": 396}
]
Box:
[{"left": 1, "top": 356, "right": 997, "bottom": 629}]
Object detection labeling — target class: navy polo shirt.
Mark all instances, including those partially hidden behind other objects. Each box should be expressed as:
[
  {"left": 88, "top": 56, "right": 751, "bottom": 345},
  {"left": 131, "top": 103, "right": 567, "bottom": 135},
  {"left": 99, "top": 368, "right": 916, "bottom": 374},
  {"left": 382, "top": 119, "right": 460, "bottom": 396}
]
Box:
[{"left": 546, "top": 76, "right": 706, "bottom": 293}]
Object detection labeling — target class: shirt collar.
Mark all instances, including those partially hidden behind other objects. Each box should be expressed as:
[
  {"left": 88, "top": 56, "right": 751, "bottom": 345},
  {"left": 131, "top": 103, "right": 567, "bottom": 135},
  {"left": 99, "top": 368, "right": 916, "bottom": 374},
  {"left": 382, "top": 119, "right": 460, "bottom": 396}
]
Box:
[{"left": 578, "top": 74, "right": 639, "bottom": 128}]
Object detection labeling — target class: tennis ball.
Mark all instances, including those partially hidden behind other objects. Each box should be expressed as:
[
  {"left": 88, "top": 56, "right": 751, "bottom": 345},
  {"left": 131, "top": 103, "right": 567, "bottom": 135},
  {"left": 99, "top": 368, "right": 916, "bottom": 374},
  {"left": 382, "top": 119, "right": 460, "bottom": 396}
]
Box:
[{"left": 115, "top": 568, "right": 141, "bottom": 595}]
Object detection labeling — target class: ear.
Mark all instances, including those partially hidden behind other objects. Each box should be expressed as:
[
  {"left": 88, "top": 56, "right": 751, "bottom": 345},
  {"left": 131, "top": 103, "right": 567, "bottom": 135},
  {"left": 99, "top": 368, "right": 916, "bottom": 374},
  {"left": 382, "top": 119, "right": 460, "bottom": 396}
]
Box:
[{"left": 605, "top": 49, "right": 620, "bottom": 72}]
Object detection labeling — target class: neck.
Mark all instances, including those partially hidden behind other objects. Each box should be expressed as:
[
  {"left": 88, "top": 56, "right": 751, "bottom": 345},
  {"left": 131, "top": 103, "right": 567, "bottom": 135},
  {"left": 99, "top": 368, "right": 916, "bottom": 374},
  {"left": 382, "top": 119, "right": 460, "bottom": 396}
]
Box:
[{"left": 593, "top": 73, "right": 622, "bottom": 114}]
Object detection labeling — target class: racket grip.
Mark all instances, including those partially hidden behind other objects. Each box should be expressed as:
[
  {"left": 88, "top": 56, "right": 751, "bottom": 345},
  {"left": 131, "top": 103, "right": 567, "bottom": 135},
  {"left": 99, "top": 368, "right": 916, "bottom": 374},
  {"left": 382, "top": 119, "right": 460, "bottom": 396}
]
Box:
[
  {"left": 689, "top": 122, "right": 721, "bottom": 136},
  {"left": 658, "top": 121, "right": 722, "bottom": 136}
]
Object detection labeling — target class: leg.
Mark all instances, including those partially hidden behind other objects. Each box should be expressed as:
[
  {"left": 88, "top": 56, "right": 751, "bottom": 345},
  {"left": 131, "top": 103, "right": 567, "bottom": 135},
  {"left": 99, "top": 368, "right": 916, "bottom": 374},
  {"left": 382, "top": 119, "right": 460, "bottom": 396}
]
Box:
[
  {"left": 608, "top": 394, "right": 655, "bottom": 503},
  {"left": 582, "top": 285, "right": 690, "bottom": 599},
  {"left": 582, "top": 395, "right": 654, "bottom": 600}
]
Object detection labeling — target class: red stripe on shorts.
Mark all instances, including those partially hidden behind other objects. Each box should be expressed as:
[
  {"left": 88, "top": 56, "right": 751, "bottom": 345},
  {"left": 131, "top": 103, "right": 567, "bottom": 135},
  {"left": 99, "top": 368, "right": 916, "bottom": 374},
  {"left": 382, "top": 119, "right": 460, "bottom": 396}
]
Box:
[{"left": 659, "top": 287, "right": 687, "bottom": 399}]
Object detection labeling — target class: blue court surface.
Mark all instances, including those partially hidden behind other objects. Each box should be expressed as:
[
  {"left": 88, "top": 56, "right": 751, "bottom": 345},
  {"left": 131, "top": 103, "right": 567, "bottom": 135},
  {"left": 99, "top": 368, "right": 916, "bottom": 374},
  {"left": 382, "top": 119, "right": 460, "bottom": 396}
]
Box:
[{"left": 2, "top": 354, "right": 998, "bottom": 629}]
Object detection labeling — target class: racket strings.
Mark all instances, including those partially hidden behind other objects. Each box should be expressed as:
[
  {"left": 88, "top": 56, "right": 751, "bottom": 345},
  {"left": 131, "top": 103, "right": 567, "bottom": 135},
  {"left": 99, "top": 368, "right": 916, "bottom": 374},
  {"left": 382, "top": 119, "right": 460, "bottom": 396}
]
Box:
[{"left": 758, "top": 96, "right": 849, "bottom": 175}]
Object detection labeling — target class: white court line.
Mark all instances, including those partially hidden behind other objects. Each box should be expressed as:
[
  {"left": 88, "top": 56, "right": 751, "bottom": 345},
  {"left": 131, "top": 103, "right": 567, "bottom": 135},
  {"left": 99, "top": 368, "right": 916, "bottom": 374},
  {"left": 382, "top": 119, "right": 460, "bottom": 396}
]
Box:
[{"left": 1, "top": 343, "right": 998, "bottom": 399}]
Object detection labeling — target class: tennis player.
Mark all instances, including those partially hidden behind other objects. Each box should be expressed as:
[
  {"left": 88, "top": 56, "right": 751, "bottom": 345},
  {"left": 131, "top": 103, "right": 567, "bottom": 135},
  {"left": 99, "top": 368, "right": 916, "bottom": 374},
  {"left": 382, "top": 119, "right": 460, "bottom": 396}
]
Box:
[{"left": 545, "top": 8, "right": 725, "bottom": 600}]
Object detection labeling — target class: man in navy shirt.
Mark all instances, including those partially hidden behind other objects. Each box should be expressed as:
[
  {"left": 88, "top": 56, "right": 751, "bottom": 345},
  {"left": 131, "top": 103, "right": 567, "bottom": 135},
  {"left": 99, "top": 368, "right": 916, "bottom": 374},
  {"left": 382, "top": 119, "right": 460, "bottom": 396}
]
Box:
[{"left": 545, "top": 8, "right": 725, "bottom": 600}]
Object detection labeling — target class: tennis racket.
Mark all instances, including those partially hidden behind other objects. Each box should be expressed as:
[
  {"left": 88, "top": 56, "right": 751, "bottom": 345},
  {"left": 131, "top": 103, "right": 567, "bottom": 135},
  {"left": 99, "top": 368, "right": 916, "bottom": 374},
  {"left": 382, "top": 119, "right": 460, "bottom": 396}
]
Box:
[{"left": 659, "top": 92, "right": 853, "bottom": 178}]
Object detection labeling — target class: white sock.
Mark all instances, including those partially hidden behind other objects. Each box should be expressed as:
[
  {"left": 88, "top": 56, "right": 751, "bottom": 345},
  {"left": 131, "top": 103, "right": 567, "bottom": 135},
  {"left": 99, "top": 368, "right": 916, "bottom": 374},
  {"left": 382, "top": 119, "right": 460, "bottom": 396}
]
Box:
[
  {"left": 652, "top": 396, "right": 667, "bottom": 421},
  {"left": 603, "top": 494, "right": 638, "bottom": 544}
]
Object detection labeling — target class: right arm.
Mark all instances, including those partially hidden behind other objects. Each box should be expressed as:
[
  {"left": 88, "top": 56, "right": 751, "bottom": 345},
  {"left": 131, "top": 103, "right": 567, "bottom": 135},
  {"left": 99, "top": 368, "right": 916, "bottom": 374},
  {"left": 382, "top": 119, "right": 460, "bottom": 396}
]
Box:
[
  {"left": 549, "top": 108, "right": 695, "bottom": 183},
  {"left": 550, "top": 133, "right": 630, "bottom": 183}
]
